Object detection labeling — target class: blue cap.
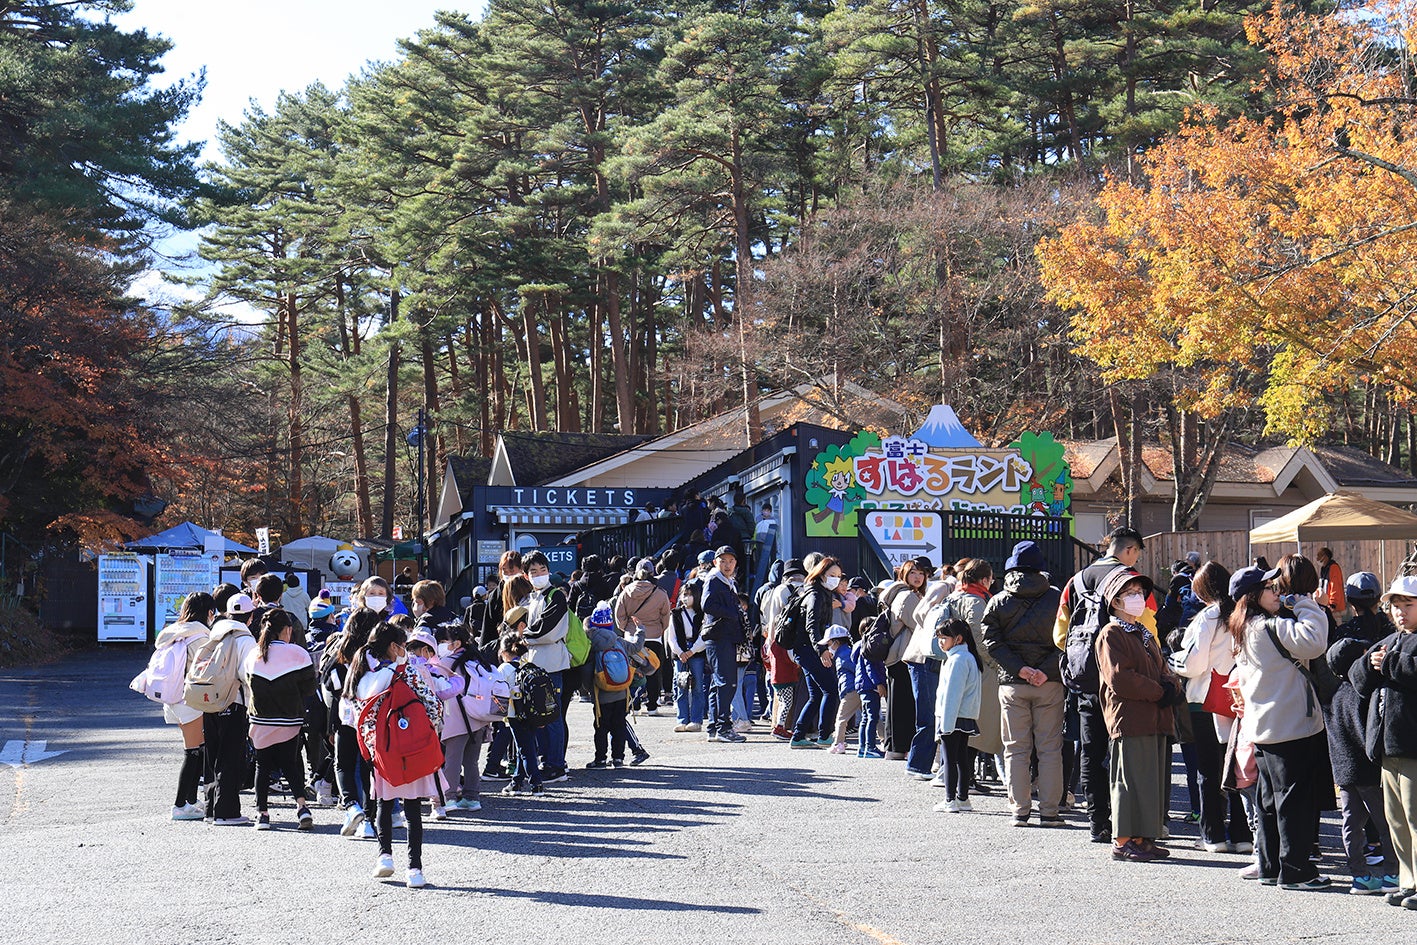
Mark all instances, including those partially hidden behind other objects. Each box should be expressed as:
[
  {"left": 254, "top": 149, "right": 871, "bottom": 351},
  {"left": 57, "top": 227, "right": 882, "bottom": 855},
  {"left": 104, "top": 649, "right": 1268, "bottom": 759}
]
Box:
[
  {"left": 697, "top": 550, "right": 715, "bottom": 566},
  {"left": 1229, "top": 565, "right": 1279, "bottom": 599},
  {"left": 1005, "top": 540, "right": 1046, "bottom": 573},
  {"left": 1345, "top": 571, "right": 1382, "bottom": 603}
]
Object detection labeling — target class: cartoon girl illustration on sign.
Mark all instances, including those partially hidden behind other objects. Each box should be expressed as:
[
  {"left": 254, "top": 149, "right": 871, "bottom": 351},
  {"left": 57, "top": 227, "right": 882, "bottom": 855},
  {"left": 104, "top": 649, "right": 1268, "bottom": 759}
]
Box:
[{"left": 825, "top": 456, "right": 855, "bottom": 513}]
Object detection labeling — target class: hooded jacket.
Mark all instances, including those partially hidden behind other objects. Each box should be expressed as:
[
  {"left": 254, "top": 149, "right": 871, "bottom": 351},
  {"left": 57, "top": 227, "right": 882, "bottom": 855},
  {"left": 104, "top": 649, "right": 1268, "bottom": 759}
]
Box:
[
  {"left": 524, "top": 585, "right": 571, "bottom": 673},
  {"left": 614, "top": 579, "right": 672, "bottom": 639},
  {"left": 981, "top": 570, "right": 1063, "bottom": 685},
  {"left": 589, "top": 623, "right": 647, "bottom": 705},
  {"left": 700, "top": 569, "right": 744, "bottom": 645}
]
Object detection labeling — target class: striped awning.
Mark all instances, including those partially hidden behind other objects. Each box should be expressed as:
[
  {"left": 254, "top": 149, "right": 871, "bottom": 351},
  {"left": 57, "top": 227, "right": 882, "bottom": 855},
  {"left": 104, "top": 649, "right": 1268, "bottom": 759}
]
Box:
[{"left": 490, "top": 506, "right": 634, "bottom": 527}]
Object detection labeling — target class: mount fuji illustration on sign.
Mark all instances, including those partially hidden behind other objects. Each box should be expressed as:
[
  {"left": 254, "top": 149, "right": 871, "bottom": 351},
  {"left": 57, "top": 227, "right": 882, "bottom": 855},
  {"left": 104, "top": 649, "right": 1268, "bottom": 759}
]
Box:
[{"left": 911, "top": 404, "right": 983, "bottom": 448}]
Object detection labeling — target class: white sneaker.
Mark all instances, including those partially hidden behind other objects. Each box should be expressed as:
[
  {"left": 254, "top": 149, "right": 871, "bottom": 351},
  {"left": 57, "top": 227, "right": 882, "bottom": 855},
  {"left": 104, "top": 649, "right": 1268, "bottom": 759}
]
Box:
[
  {"left": 674, "top": 724, "right": 691, "bottom": 732},
  {"left": 393, "top": 810, "right": 408, "bottom": 831},
  {"left": 171, "top": 803, "right": 204, "bottom": 821},
  {"left": 685, "top": 722, "right": 702, "bottom": 732},
  {"left": 360, "top": 821, "right": 377, "bottom": 840},
  {"left": 645, "top": 707, "right": 661, "bottom": 716},
  {"left": 1235, "top": 841, "right": 1254, "bottom": 854},
  {"left": 733, "top": 719, "right": 753, "bottom": 734},
  {"left": 956, "top": 799, "right": 973, "bottom": 812},
  {"left": 314, "top": 780, "right": 336, "bottom": 807},
  {"left": 932, "top": 799, "right": 961, "bottom": 813},
  {"left": 340, "top": 805, "right": 365, "bottom": 837},
  {"left": 1202, "top": 840, "right": 1234, "bottom": 853},
  {"left": 373, "top": 854, "right": 395, "bottom": 878},
  {"left": 406, "top": 868, "right": 426, "bottom": 889},
  {"left": 431, "top": 804, "right": 448, "bottom": 821},
  {"left": 929, "top": 775, "right": 950, "bottom": 789}
]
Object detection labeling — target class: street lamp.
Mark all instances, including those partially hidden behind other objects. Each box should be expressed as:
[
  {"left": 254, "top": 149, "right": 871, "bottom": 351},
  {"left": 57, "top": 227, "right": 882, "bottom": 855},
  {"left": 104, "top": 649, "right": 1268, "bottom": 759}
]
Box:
[{"left": 405, "top": 409, "right": 427, "bottom": 577}]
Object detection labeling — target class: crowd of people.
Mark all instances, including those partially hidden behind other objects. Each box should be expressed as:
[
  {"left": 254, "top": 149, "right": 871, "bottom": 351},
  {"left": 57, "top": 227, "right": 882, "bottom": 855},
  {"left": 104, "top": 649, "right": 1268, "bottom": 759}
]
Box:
[{"left": 131, "top": 532, "right": 1417, "bottom": 902}]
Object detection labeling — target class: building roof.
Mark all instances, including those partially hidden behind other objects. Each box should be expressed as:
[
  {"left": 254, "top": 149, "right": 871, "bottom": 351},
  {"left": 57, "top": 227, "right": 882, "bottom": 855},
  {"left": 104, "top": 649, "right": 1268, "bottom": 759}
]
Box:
[
  {"left": 540, "top": 378, "right": 911, "bottom": 488},
  {"left": 492, "top": 431, "right": 654, "bottom": 487},
  {"left": 1310, "top": 443, "right": 1417, "bottom": 487},
  {"left": 447, "top": 456, "right": 492, "bottom": 505}
]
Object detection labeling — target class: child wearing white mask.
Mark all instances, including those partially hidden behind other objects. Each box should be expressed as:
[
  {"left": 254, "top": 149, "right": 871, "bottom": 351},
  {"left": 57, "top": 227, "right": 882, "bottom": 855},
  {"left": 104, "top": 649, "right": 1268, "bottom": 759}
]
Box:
[{"left": 1095, "top": 566, "right": 1185, "bottom": 863}]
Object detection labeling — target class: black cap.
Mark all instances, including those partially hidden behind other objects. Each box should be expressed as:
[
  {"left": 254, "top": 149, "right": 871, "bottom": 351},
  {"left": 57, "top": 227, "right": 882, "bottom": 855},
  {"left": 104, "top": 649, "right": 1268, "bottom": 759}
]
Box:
[
  {"left": 782, "top": 558, "right": 806, "bottom": 579},
  {"left": 715, "top": 545, "right": 737, "bottom": 559}
]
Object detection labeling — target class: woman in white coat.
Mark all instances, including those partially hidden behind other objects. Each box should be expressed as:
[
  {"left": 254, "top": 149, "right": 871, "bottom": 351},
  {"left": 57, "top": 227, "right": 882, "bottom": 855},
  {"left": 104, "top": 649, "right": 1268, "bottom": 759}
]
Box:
[{"left": 154, "top": 592, "right": 216, "bottom": 820}]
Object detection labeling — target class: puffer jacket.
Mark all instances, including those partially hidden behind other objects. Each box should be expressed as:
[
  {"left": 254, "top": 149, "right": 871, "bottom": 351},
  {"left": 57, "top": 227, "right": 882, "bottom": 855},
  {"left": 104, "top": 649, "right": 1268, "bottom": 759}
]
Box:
[
  {"left": 1350, "top": 629, "right": 1417, "bottom": 762},
  {"left": 1096, "top": 619, "right": 1177, "bottom": 739},
  {"left": 981, "top": 570, "right": 1063, "bottom": 684},
  {"left": 614, "top": 579, "right": 672, "bottom": 640}
]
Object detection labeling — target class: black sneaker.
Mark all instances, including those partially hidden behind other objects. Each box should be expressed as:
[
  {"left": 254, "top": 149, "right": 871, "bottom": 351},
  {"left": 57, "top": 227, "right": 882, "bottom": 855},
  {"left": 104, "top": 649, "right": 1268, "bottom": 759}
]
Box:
[
  {"left": 481, "top": 767, "right": 512, "bottom": 782},
  {"left": 531, "top": 783, "right": 544, "bottom": 796},
  {"left": 501, "top": 781, "right": 530, "bottom": 796},
  {"left": 1386, "top": 888, "right": 1416, "bottom": 906},
  {"left": 717, "top": 731, "right": 747, "bottom": 743},
  {"left": 611, "top": 758, "right": 626, "bottom": 768},
  {"left": 254, "top": 813, "right": 271, "bottom": 831},
  {"left": 1090, "top": 829, "right": 1112, "bottom": 844},
  {"left": 630, "top": 752, "right": 650, "bottom": 766},
  {"left": 1012, "top": 815, "right": 1030, "bottom": 827},
  {"left": 586, "top": 759, "right": 612, "bottom": 770},
  {"left": 1039, "top": 815, "right": 1066, "bottom": 828},
  {"left": 543, "top": 766, "right": 570, "bottom": 783}
]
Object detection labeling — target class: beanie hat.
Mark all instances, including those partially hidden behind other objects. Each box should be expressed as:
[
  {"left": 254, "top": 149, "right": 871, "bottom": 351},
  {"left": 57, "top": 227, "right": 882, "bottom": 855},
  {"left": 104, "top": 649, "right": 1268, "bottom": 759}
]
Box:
[{"left": 588, "top": 603, "right": 615, "bottom": 632}]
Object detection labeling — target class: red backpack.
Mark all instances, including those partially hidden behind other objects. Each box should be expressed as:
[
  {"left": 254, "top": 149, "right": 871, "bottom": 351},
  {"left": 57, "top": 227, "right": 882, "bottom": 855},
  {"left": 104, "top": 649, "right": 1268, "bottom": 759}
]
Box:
[{"left": 357, "top": 675, "right": 443, "bottom": 786}]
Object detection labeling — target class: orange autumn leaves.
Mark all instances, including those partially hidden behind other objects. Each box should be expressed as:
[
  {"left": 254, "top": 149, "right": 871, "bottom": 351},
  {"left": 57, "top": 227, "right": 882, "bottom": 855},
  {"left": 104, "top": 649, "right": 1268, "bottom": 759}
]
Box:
[{"left": 1038, "top": 1, "right": 1417, "bottom": 443}]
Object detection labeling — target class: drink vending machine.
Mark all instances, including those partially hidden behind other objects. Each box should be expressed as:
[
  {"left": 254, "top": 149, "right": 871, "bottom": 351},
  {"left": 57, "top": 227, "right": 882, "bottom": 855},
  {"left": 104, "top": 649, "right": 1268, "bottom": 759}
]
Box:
[
  {"left": 98, "top": 553, "right": 149, "bottom": 642},
  {"left": 155, "top": 550, "right": 218, "bottom": 628}
]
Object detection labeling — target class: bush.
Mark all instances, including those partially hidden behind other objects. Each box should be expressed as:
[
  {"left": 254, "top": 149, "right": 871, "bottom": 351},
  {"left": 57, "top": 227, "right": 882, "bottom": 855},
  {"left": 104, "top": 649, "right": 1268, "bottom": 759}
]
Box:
[{"left": 0, "top": 602, "right": 65, "bottom": 668}]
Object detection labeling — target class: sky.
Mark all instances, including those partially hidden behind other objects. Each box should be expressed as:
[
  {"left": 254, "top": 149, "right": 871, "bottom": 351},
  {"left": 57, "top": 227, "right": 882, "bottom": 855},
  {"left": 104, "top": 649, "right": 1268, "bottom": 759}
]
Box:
[{"left": 111, "top": 0, "right": 488, "bottom": 304}]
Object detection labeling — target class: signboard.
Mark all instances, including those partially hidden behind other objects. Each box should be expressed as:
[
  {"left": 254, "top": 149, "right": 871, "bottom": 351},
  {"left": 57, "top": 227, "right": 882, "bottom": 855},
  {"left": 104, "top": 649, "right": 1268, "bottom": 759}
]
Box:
[
  {"left": 155, "top": 550, "right": 218, "bottom": 628},
  {"left": 392, "top": 525, "right": 404, "bottom": 541},
  {"left": 98, "top": 553, "right": 148, "bottom": 642},
  {"left": 805, "top": 405, "right": 1072, "bottom": 537},
  {"left": 477, "top": 540, "right": 506, "bottom": 564},
  {"left": 864, "top": 511, "right": 943, "bottom": 570},
  {"left": 256, "top": 527, "right": 271, "bottom": 555},
  {"left": 477, "top": 486, "right": 672, "bottom": 510},
  {"left": 533, "top": 545, "right": 577, "bottom": 579},
  {"left": 326, "top": 581, "right": 356, "bottom": 610}
]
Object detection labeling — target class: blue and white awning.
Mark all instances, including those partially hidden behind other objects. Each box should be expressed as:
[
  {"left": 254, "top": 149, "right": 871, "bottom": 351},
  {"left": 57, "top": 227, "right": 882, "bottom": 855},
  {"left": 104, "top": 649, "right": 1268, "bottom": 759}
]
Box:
[{"left": 490, "top": 506, "right": 634, "bottom": 527}]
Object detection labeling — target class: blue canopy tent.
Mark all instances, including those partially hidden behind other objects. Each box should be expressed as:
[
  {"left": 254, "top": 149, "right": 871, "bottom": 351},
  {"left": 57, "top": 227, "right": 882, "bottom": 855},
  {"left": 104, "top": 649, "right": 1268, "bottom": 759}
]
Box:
[{"left": 124, "top": 522, "right": 258, "bottom": 555}]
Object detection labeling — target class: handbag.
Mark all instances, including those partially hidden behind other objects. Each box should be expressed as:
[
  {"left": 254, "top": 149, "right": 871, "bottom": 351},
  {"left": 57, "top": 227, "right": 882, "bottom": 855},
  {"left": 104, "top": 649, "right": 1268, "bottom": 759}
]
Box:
[{"left": 1201, "top": 668, "right": 1238, "bottom": 719}]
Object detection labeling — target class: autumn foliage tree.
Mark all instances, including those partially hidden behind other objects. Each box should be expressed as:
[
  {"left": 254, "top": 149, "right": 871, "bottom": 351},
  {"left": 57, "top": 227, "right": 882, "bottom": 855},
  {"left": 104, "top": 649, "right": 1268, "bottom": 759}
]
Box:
[{"left": 1038, "top": 0, "right": 1417, "bottom": 528}]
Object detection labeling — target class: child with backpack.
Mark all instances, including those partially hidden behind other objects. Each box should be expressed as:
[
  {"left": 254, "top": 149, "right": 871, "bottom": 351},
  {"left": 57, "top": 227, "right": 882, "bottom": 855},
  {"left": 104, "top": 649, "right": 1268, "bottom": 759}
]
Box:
[
  {"left": 138, "top": 591, "right": 216, "bottom": 821},
  {"left": 932, "top": 618, "right": 983, "bottom": 812},
  {"left": 186, "top": 591, "right": 259, "bottom": 826},
  {"left": 321, "top": 613, "right": 377, "bottom": 838},
  {"left": 586, "top": 604, "right": 647, "bottom": 769},
  {"left": 497, "top": 631, "right": 547, "bottom": 796},
  {"left": 344, "top": 620, "right": 445, "bottom": 888},
  {"left": 853, "top": 620, "right": 888, "bottom": 758},
  {"left": 437, "top": 623, "right": 500, "bottom": 812},
  {"left": 826, "top": 625, "right": 858, "bottom": 753},
  {"left": 404, "top": 628, "right": 465, "bottom": 819},
  {"left": 243, "top": 607, "right": 318, "bottom": 832}
]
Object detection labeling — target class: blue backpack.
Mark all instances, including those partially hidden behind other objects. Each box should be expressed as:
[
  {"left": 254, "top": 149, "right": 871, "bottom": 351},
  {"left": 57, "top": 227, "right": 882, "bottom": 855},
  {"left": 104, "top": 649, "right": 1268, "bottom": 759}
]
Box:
[{"left": 594, "top": 644, "right": 634, "bottom": 692}]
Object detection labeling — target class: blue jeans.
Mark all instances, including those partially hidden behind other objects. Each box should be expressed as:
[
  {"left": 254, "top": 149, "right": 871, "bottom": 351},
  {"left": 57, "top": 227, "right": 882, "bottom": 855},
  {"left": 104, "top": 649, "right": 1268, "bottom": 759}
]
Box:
[
  {"left": 732, "top": 665, "right": 759, "bottom": 722},
  {"left": 509, "top": 719, "right": 542, "bottom": 787},
  {"left": 533, "top": 670, "right": 565, "bottom": 770},
  {"left": 859, "top": 689, "right": 882, "bottom": 756},
  {"left": 703, "top": 641, "right": 738, "bottom": 737},
  {"left": 906, "top": 662, "right": 941, "bottom": 775},
  {"left": 792, "top": 644, "right": 838, "bottom": 740},
  {"left": 675, "top": 653, "right": 708, "bottom": 724}
]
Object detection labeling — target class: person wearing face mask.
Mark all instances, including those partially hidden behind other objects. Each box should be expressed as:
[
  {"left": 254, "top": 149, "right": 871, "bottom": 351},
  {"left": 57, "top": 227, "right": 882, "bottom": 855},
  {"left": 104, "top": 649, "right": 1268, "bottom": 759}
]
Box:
[
  {"left": 520, "top": 551, "right": 572, "bottom": 782},
  {"left": 412, "top": 580, "right": 462, "bottom": 639},
  {"left": 762, "top": 559, "right": 806, "bottom": 739},
  {"left": 1095, "top": 566, "right": 1185, "bottom": 862},
  {"left": 667, "top": 583, "right": 708, "bottom": 732},
  {"left": 789, "top": 556, "right": 845, "bottom": 748},
  {"left": 354, "top": 577, "right": 395, "bottom": 618}
]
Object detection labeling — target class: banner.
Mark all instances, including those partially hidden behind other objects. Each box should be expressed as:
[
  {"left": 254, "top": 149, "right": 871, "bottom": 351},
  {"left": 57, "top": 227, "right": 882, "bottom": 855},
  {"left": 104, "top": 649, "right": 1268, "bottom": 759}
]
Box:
[{"left": 804, "top": 405, "right": 1072, "bottom": 537}]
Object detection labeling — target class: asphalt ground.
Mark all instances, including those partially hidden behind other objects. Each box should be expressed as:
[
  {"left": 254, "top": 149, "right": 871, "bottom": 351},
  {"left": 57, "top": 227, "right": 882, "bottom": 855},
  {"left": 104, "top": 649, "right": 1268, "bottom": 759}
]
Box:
[{"left": 2, "top": 649, "right": 1413, "bottom": 944}]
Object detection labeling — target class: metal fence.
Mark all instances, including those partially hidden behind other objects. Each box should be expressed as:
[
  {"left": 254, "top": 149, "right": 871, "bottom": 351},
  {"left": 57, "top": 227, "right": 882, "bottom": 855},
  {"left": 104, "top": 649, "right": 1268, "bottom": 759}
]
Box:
[
  {"left": 580, "top": 515, "right": 684, "bottom": 565},
  {"left": 858, "top": 511, "right": 1091, "bottom": 585}
]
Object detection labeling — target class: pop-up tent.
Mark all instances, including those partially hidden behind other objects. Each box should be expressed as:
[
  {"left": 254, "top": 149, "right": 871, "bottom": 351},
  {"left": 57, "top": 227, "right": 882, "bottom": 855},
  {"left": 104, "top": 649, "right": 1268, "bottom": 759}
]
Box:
[
  {"left": 1249, "top": 491, "right": 1417, "bottom": 544},
  {"left": 125, "top": 521, "right": 257, "bottom": 554}
]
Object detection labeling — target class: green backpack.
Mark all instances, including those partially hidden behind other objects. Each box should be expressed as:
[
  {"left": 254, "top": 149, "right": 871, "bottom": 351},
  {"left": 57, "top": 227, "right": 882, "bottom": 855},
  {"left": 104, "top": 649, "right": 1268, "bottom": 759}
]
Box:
[{"left": 565, "top": 610, "right": 591, "bottom": 667}]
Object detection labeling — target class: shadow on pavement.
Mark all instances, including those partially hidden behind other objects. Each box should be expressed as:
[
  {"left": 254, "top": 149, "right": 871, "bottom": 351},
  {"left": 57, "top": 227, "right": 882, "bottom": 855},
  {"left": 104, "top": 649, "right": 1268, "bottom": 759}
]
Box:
[{"left": 451, "top": 887, "right": 763, "bottom": 914}]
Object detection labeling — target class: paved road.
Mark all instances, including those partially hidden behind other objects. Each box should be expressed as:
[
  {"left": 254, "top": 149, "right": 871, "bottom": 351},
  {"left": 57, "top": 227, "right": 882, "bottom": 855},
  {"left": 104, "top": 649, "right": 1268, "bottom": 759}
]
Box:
[{"left": 2, "top": 650, "right": 1411, "bottom": 944}]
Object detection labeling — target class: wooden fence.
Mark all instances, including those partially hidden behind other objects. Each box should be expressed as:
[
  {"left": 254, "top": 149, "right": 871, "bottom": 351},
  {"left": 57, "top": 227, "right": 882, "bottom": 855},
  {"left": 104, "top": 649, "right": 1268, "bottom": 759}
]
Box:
[{"left": 1140, "top": 530, "right": 1417, "bottom": 588}]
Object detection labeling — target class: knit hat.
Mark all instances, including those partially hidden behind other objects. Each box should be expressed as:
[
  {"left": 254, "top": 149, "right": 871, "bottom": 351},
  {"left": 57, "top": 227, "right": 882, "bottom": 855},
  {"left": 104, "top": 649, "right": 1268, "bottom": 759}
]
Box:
[
  {"left": 588, "top": 603, "right": 615, "bottom": 631},
  {"left": 1004, "top": 541, "right": 1046, "bottom": 573},
  {"left": 308, "top": 597, "right": 336, "bottom": 620}
]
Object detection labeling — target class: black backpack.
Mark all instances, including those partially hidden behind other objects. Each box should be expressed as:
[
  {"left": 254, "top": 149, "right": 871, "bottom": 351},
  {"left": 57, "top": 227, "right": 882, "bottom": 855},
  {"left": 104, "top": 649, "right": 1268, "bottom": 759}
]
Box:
[
  {"left": 515, "top": 662, "right": 560, "bottom": 728},
  {"left": 861, "top": 609, "right": 893, "bottom": 663},
  {"left": 1061, "top": 572, "right": 1106, "bottom": 695},
  {"left": 772, "top": 587, "right": 810, "bottom": 649}
]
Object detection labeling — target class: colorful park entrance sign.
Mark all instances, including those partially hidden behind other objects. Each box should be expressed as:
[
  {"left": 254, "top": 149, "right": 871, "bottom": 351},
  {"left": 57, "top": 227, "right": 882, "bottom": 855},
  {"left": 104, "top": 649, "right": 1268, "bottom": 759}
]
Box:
[{"left": 804, "top": 405, "right": 1073, "bottom": 538}]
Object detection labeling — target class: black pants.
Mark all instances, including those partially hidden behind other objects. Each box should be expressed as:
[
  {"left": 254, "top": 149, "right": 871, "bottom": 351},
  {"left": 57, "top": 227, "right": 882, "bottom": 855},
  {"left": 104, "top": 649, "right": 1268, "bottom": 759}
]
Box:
[
  {"left": 375, "top": 796, "right": 423, "bottom": 869},
  {"left": 176, "top": 746, "right": 203, "bottom": 807},
  {"left": 594, "top": 698, "right": 629, "bottom": 762},
  {"left": 885, "top": 663, "right": 915, "bottom": 755},
  {"left": 1077, "top": 693, "right": 1111, "bottom": 834},
  {"left": 303, "top": 700, "right": 330, "bottom": 785},
  {"left": 645, "top": 641, "right": 669, "bottom": 710},
  {"left": 941, "top": 731, "right": 972, "bottom": 801},
  {"left": 1255, "top": 732, "right": 1325, "bottom": 884},
  {"left": 255, "top": 738, "right": 306, "bottom": 813},
  {"left": 1190, "top": 708, "right": 1253, "bottom": 846},
  {"left": 202, "top": 705, "right": 249, "bottom": 819},
  {"left": 333, "top": 723, "right": 369, "bottom": 809}
]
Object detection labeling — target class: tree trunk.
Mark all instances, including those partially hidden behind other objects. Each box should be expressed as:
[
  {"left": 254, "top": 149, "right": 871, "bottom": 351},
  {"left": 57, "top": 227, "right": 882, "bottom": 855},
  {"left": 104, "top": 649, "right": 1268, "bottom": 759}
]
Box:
[
  {"left": 520, "top": 298, "right": 548, "bottom": 432},
  {"left": 284, "top": 292, "right": 304, "bottom": 537},
  {"left": 1110, "top": 385, "right": 1143, "bottom": 530},
  {"left": 381, "top": 289, "right": 401, "bottom": 539}
]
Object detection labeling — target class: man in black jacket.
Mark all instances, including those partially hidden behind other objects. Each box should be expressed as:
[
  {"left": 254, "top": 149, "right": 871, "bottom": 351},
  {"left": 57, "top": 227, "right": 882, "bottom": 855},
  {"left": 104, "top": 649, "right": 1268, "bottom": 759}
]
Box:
[
  {"left": 701, "top": 546, "right": 746, "bottom": 744},
  {"left": 983, "top": 540, "right": 1064, "bottom": 828}
]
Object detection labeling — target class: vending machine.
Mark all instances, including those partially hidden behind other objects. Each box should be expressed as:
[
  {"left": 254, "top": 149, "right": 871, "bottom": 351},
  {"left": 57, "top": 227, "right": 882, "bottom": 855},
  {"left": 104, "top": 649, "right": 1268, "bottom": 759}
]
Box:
[
  {"left": 98, "top": 553, "right": 149, "bottom": 642},
  {"left": 155, "top": 550, "right": 218, "bottom": 629}
]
